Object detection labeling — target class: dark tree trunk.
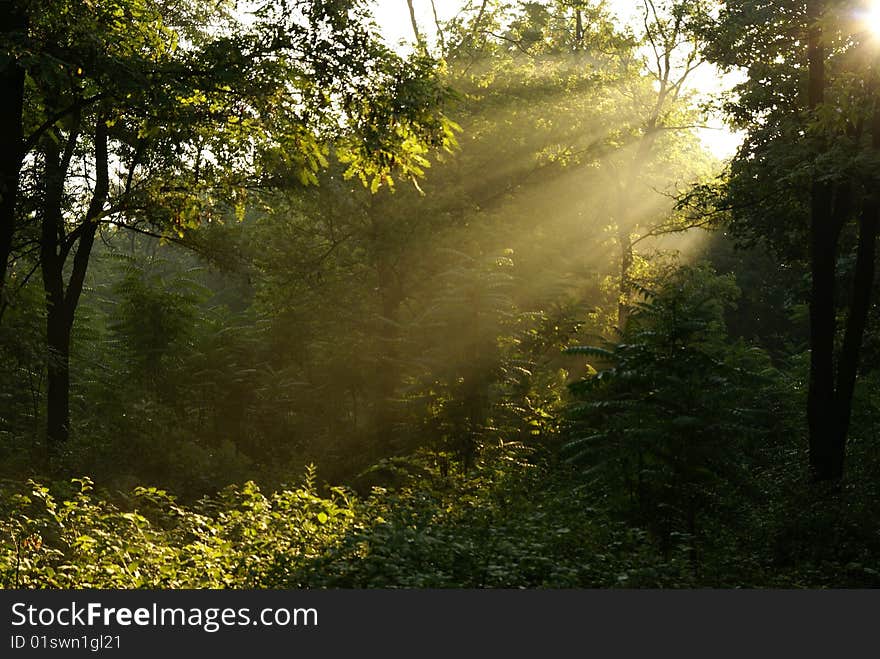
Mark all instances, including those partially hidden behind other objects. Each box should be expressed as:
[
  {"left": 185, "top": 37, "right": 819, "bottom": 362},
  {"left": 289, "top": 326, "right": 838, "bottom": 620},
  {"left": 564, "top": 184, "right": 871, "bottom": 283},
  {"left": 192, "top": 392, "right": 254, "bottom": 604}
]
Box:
[
  {"left": 0, "top": 1, "right": 27, "bottom": 315},
  {"left": 40, "top": 117, "right": 107, "bottom": 447},
  {"left": 805, "top": 0, "right": 842, "bottom": 482},
  {"left": 45, "top": 301, "right": 72, "bottom": 445},
  {"left": 575, "top": 9, "right": 584, "bottom": 48},
  {"left": 807, "top": 179, "right": 839, "bottom": 481},
  {"left": 833, "top": 197, "right": 878, "bottom": 478},
  {"left": 804, "top": 1, "right": 878, "bottom": 482},
  {"left": 41, "top": 134, "right": 71, "bottom": 446},
  {"left": 832, "top": 106, "right": 880, "bottom": 479}
]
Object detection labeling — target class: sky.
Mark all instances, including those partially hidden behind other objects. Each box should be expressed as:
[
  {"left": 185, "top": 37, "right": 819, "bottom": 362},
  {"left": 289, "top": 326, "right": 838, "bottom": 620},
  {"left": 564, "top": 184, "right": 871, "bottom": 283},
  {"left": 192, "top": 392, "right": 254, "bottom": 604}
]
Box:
[{"left": 369, "top": 0, "right": 745, "bottom": 160}]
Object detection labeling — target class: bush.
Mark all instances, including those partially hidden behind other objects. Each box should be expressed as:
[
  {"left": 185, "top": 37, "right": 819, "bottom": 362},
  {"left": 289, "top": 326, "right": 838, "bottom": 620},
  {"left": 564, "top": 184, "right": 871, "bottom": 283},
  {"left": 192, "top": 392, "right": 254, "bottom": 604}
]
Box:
[
  {"left": 562, "top": 264, "right": 778, "bottom": 554},
  {"left": 0, "top": 467, "right": 354, "bottom": 589}
]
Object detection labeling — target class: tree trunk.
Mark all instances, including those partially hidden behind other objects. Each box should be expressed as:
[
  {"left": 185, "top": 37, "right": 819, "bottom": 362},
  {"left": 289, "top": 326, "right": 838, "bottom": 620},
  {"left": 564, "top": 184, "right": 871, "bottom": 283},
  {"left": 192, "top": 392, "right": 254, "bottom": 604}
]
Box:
[
  {"left": 831, "top": 105, "right": 880, "bottom": 479},
  {"left": 429, "top": 0, "right": 445, "bottom": 52},
  {"left": 805, "top": 0, "right": 841, "bottom": 482},
  {"left": 41, "top": 134, "right": 71, "bottom": 446},
  {"left": 615, "top": 125, "right": 657, "bottom": 329},
  {"left": 0, "top": 1, "right": 27, "bottom": 316},
  {"left": 807, "top": 180, "right": 839, "bottom": 481},
  {"left": 45, "top": 301, "right": 72, "bottom": 445},
  {"left": 40, "top": 117, "right": 107, "bottom": 447},
  {"left": 405, "top": 0, "right": 423, "bottom": 49},
  {"left": 617, "top": 227, "right": 633, "bottom": 328},
  {"left": 804, "top": 2, "right": 879, "bottom": 481}
]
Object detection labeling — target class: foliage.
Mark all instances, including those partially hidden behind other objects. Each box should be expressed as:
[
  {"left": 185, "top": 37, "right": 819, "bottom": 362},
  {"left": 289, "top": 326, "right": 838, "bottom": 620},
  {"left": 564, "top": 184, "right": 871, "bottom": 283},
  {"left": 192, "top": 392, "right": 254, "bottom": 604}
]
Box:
[
  {"left": 6, "top": 430, "right": 878, "bottom": 589},
  {"left": 0, "top": 0, "right": 879, "bottom": 591},
  {"left": 695, "top": 0, "right": 880, "bottom": 481},
  {"left": 0, "top": 454, "right": 743, "bottom": 589},
  {"left": 563, "top": 264, "right": 777, "bottom": 548},
  {"left": 0, "top": 467, "right": 354, "bottom": 588}
]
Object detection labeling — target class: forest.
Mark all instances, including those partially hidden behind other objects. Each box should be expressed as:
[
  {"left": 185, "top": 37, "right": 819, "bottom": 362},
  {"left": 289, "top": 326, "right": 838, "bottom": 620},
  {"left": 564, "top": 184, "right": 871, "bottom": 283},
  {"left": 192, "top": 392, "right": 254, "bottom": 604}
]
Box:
[{"left": 0, "top": 0, "right": 879, "bottom": 589}]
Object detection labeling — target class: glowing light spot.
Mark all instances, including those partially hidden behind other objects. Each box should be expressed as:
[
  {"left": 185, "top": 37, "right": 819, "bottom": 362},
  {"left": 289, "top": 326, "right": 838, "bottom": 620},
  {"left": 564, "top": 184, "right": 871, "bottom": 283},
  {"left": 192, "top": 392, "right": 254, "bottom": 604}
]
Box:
[{"left": 863, "top": 1, "right": 880, "bottom": 38}]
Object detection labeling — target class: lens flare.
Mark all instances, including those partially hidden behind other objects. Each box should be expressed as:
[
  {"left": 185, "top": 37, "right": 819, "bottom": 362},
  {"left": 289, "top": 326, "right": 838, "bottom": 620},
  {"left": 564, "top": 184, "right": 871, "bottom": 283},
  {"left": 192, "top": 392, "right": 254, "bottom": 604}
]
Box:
[{"left": 864, "top": 1, "right": 880, "bottom": 37}]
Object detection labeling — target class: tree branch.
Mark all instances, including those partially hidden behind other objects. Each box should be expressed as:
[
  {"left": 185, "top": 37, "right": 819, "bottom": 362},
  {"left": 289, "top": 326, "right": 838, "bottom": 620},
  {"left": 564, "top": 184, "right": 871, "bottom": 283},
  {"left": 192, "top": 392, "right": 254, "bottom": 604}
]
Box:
[
  {"left": 64, "top": 118, "right": 109, "bottom": 321},
  {"left": 22, "top": 93, "right": 108, "bottom": 156},
  {"left": 406, "top": 0, "right": 424, "bottom": 49},
  {"left": 430, "top": 0, "right": 446, "bottom": 53}
]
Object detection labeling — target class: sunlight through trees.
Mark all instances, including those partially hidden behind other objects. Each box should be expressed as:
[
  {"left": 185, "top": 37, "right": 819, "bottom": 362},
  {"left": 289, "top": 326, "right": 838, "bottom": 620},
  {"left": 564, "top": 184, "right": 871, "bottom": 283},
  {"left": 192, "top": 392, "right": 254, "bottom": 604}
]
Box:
[{"left": 0, "top": 0, "right": 879, "bottom": 590}]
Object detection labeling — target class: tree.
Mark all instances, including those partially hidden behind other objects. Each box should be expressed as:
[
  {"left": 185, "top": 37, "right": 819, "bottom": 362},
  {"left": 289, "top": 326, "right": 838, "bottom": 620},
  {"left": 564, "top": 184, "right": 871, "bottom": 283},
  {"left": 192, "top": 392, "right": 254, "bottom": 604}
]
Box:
[
  {"left": 0, "top": 0, "right": 27, "bottom": 317},
  {"left": 9, "top": 0, "right": 457, "bottom": 446},
  {"left": 77, "top": 0, "right": 717, "bottom": 480},
  {"left": 607, "top": 0, "right": 713, "bottom": 327},
  {"left": 563, "top": 264, "right": 771, "bottom": 556},
  {"left": 455, "top": 1, "right": 714, "bottom": 330},
  {"left": 699, "top": 0, "right": 880, "bottom": 481}
]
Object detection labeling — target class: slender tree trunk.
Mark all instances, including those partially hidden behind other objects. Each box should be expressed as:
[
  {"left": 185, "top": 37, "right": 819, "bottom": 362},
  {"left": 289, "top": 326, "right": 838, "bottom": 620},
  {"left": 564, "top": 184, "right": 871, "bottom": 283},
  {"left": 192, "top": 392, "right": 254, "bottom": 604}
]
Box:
[
  {"left": 807, "top": 181, "right": 838, "bottom": 481},
  {"left": 831, "top": 105, "right": 880, "bottom": 479},
  {"left": 805, "top": 0, "right": 842, "bottom": 482},
  {"left": 615, "top": 123, "right": 658, "bottom": 329},
  {"left": 617, "top": 227, "right": 633, "bottom": 328},
  {"left": 429, "top": 0, "right": 445, "bottom": 53},
  {"left": 405, "top": 0, "right": 423, "bottom": 49},
  {"left": 45, "top": 300, "right": 72, "bottom": 446},
  {"left": 0, "top": 1, "right": 27, "bottom": 317},
  {"left": 470, "top": 0, "right": 489, "bottom": 47},
  {"left": 41, "top": 118, "right": 107, "bottom": 447},
  {"left": 612, "top": 6, "right": 693, "bottom": 330},
  {"left": 41, "top": 135, "right": 71, "bottom": 446},
  {"left": 833, "top": 202, "right": 878, "bottom": 476}
]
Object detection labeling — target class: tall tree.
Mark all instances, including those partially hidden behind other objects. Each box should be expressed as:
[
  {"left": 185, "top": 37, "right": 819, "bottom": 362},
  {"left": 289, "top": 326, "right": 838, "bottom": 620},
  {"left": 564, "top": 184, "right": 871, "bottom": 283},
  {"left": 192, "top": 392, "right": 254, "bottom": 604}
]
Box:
[
  {"left": 0, "top": 0, "right": 27, "bottom": 317},
  {"left": 477, "top": 0, "right": 712, "bottom": 329},
  {"left": 13, "top": 0, "right": 457, "bottom": 446},
  {"left": 611, "top": 0, "right": 711, "bottom": 327},
  {"left": 406, "top": 0, "right": 424, "bottom": 48},
  {"left": 699, "top": 0, "right": 880, "bottom": 481}
]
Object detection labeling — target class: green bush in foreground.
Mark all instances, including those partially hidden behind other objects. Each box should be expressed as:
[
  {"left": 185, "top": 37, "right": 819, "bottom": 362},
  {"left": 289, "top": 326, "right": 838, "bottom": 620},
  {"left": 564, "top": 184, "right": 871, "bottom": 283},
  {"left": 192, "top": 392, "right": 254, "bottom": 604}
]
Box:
[
  {"left": 0, "top": 467, "right": 354, "bottom": 588},
  {"left": 3, "top": 443, "right": 879, "bottom": 589},
  {"left": 0, "top": 448, "right": 701, "bottom": 589}
]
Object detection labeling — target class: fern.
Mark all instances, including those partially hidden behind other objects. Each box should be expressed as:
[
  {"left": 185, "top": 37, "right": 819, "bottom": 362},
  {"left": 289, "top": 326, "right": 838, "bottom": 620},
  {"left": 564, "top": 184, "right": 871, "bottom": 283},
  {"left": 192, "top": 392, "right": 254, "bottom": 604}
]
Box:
[{"left": 561, "top": 264, "right": 778, "bottom": 548}]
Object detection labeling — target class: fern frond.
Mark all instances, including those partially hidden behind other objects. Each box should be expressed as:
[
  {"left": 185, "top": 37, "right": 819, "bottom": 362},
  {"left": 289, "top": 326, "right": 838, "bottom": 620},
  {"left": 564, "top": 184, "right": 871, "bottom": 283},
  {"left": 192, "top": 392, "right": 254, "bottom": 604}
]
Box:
[{"left": 563, "top": 345, "right": 615, "bottom": 359}]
